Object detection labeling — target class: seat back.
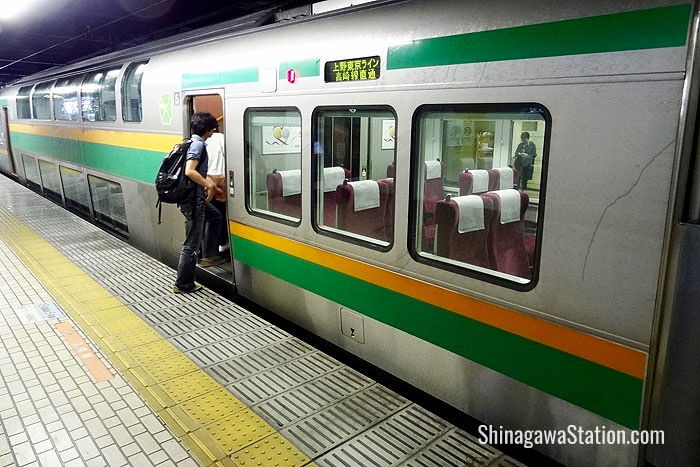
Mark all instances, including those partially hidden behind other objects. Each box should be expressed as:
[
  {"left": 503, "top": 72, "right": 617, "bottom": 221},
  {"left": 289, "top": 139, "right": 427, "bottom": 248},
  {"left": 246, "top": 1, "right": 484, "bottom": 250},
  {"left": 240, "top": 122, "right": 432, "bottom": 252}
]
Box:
[
  {"left": 435, "top": 195, "right": 493, "bottom": 268},
  {"left": 266, "top": 171, "right": 301, "bottom": 218},
  {"left": 459, "top": 170, "right": 490, "bottom": 196},
  {"left": 378, "top": 178, "right": 395, "bottom": 239},
  {"left": 386, "top": 162, "right": 395, "bottom": 178},
  {"left": 487, "top": 167, "right": 518, "bottom": 190},
  {"left": 321, "top": 167, "right": 351, "bottom": 227},
  {"left": 483, "top": 190, "right": 530, "bottom": 277},
  {"left": 336, "top": 180, "right": 390, "bottom": 241},
  {"left": 423, "top": 161, "right": 444, "bottom": 218}
]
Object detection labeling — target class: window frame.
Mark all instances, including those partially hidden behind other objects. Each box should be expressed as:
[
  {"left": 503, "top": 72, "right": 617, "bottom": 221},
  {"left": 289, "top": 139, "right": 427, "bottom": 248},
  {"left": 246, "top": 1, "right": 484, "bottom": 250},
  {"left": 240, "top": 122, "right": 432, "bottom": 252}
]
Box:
[
  {"left": 87, "top": 174, "right": 129, "bottom": 238},
  {"left": 38, "top": 158, "right": 64, "bottom": 204},
  {"left": 121, "top": 61, "right": 148, "bottom": 123},
  {"left": 53, "top": 75, "right": 84, "bottom": 122},
  {"left": 31, "top": 81, "right": 54, "bottom": 120},
  {"left": 81, "top": 67, "right": 120, "bottom": 122},
  {"left": 408, "top": 102, "right": 551, "bottom": 291},
  {"left": 243, "top": 106, "right": 303, "bottom": 227},
  {"left": 59, "top": 165, "right": 92, "bottom": 217},
  {"left": 311, "top": 105, "right": 397, "bottom": 252},
  {"left": 16, "top": 86, "right": 33, "bottom": 119}
]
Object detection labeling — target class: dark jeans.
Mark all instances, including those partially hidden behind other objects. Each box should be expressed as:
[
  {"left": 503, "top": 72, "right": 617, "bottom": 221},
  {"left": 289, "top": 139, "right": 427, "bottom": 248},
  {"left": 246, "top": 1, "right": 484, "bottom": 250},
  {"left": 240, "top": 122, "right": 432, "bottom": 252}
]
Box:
[
  {"left": 175, "top": 197, "right": 205, "bottom": 291},
  {"left": 202, "top": 200, "right": 225, "bottom": 258}
]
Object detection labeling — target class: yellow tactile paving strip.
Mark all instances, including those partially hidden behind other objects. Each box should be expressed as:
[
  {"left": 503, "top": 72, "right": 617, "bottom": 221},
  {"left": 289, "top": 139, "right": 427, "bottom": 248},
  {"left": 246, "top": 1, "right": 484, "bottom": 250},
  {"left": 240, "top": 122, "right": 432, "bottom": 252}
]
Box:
[{"left": 0, "top": 205, "right": 314, "bottom": 467}]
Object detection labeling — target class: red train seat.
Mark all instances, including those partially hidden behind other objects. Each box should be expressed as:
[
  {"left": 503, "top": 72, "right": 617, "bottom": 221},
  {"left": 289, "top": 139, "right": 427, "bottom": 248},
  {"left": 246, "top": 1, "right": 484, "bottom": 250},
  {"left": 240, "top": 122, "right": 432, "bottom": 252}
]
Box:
[
  {"left": 459, "top": 169, "right": 489, "bottom": 196},
  {"left": 321, "top": 166, "right": 351, "bottom": 227},
  {"left": 483, "top": 189, "right": 531, "bottom": 278},
  {"left": 336, "top": 180, "right": 390, "bottom": 241},
  {"left": 435, "top": 194, "right": 493, "bottom": 268},
  {"left": 266, "top": 169, "right": 301, "bottom": 218}
]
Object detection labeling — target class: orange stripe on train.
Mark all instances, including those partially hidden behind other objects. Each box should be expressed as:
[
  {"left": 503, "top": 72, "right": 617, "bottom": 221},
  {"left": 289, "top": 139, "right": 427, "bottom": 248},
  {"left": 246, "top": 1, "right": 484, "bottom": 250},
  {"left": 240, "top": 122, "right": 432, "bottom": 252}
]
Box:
[{"left": 230, "top": 221, "right": 647, "bottom": 379}]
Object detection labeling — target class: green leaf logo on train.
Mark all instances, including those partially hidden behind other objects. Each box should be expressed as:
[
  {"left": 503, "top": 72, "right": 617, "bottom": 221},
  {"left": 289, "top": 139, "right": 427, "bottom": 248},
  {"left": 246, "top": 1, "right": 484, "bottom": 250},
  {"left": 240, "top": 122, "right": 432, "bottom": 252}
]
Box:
[{"left": 159, "top": 93, "right": 173, "bottom": 125}]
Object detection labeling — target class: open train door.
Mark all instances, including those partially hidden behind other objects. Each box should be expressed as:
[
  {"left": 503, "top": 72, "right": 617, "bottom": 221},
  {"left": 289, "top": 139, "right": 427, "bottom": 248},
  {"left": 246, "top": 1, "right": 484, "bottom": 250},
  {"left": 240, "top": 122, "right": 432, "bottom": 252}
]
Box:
[
  {"left": 0, "top": 106, "right": 16, "bottom": 177},
  {"left": 182, "top": 91, "right": 235, "bottom": 290}
]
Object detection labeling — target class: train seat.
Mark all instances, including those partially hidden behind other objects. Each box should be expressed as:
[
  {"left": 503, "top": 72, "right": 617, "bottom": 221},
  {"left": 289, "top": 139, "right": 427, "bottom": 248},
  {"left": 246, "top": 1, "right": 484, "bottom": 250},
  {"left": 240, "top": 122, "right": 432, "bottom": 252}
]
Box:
[
  {"left": 422, "top": 160, "right": 445, "bottom": 251},
  {"left": 266, "top": 169, "right": 301, "bottom": 218},
  {"left": 321, "top": 167, "right": 350, "bottom": 227},
  {"left": 336, "top": 180, "right": 390, "bottom": 241},
  {"left": 386, "top": 162, "right": 395, "bottom": 178},
  {"left": 378, "top": 178, "right": 395, "bottom": 240},
  {"left": 483, "top": 189, "right": 530, "bottom": 277},
  {"left": 487, "top": 167, "right": 517, "bottom": 190},
  {"left": 423, "top": 160, "right": 444, "bottom": 218},
  {"left": 458, "top": 169, "right": 489, "bottom": 196},
  {"left": 435, "top": 195, "right": 492, "bottom": 268}
]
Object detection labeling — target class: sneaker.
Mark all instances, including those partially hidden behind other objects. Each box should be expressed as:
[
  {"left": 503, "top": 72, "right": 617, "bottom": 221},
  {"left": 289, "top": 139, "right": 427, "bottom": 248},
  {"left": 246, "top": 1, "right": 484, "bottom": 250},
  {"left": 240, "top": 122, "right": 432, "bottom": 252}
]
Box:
[
  {"left": 218, "top": 244, "right": 230, "bottom": 253},
  {"left": 198, "top": 257, "right": 224, "bottom": 268},
  {"left": 172, "top": 283, "right": 203, "bottom": 294}
]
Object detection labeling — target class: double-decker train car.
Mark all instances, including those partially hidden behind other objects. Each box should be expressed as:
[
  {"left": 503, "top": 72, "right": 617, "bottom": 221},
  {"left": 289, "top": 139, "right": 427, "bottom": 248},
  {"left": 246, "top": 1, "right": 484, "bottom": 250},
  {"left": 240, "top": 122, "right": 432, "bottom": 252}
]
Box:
[{"left": 2, "top": 1, "right": 700, "bottom": 465}]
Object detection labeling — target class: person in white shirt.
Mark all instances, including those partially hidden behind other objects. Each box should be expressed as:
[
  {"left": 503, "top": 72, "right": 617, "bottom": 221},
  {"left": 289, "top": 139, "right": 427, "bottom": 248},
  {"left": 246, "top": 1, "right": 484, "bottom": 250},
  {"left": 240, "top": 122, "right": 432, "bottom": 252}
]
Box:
[{"left": 199, "top": 118, "right": 229, "bottom": 267}]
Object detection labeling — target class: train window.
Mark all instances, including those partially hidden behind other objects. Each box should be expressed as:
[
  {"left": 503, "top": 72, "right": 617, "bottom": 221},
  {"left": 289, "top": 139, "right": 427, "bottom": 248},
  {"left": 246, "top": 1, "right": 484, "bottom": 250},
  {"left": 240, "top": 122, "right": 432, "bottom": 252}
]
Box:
[
  {"left": 87, "top": 175, "right": 129, "bottom": 236},
  {"left": 411, "top": 104, "right": 549, "bottom": 287},
  {"left": 53, "top": 76, "right": 83, "bottom": 121},
  {"left": 244, "top": 108, "right": 302, "bottom": 224},
  {"left": 60, "top": 166, "right": 91, "bottom": 216},
  {"left": 17, "top": 86, "right": 32, "bottom": 119},
  {"left": 312, "top": 107, "right": 396, "bottom": 248},
  {"left": 32, "top": 81, "right": 54, "bottom": 120},
  {"left": 22, "top": 154, "right": 41, "bottom": 191},
  {"left": 81, "top": 68, "right": 120, "bottom": 122},
  {"left": 38, "top": 159, "right": 63, "bottom": 203},
  {"left": 122, "top": 61, "right": 147, "bottom": 122}
]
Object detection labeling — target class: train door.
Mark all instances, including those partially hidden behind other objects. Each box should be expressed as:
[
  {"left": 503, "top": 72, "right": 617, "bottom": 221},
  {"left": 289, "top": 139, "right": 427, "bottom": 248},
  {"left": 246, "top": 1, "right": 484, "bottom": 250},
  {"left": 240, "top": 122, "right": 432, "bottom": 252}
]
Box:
[
  {"left": 184, "top": 92, "right": 234, "bottom": 284},
  {"left": 0, "top": 106, "right": 16, "bottom": 176}
]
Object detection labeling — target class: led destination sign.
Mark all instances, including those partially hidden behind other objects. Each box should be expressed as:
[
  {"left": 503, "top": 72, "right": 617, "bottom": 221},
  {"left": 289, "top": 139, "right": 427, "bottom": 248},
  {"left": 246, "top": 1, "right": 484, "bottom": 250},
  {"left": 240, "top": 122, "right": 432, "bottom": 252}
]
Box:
[{"left": 324, "top": 56, "right": 380, "bottom": 83}]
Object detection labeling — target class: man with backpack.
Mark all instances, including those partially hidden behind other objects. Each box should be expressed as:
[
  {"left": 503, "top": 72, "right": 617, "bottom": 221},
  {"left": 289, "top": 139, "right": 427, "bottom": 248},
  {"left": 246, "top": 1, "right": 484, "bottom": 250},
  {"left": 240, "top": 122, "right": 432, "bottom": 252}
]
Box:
[{"left": 173, "top": 112, "right": 218, "bottom": 294}]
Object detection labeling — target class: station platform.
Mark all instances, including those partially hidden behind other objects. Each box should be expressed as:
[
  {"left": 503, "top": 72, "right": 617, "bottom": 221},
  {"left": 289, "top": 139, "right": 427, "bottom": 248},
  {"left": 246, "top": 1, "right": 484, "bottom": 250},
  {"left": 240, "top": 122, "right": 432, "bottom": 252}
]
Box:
[{"left": 0, "top": 175, "right": 526, "bottom": 467}]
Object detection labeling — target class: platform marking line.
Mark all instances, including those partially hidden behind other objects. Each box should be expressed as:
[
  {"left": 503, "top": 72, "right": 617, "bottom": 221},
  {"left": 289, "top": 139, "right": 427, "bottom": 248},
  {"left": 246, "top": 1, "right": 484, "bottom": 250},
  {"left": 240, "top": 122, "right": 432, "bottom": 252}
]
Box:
[
  {"left": 55, "top": 321, "right": 114, "bottom": 383},
  {"left": 0, "top": 206, "right": 314, "bottom": 467}
]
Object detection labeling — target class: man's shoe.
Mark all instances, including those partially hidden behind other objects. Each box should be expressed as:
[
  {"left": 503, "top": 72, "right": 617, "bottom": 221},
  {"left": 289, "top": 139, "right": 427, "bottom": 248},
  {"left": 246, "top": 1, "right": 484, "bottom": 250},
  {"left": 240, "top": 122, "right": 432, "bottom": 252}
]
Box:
[
  {"left": 198, "top": 257, "right": 224, "bottom": 268},
  {"left": 172, "top": 283, "right": 203, "bottom": 294}
]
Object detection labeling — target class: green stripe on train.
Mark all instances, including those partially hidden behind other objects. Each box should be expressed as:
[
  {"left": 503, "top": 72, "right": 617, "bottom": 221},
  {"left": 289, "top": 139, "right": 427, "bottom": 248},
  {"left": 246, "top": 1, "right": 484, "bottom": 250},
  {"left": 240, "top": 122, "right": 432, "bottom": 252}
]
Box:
[
  {"left": 182, "top": 67, "right": 259, "bottom": 89},
  {"left": 232, "top": 234, "right": 643, "bottom": 429},
  {"left": 278, "top": 59, "right": 321, "bottom": 79},
  {"left": 387, "top": 4, "right": 692, "bottom": 70},
  {"left": 0, "top": 99, "right": 8, "bottom": 106},
  {"left": 10, "top": 132, "right": 160, "bottom": 184}
]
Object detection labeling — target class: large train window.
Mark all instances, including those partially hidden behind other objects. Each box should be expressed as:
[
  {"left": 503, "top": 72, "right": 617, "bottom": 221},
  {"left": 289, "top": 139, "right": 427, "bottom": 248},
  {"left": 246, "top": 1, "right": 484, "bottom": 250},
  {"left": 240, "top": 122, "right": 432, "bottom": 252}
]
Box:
[
  {"left": 38, "top": 159, "right": 63, "bottom": 203},
  {"left": 122, "top": 61, "right": 147, "bottom": 122},
  {"left": 53, "top": 76, "right": 83, "bottom": 121},
  {"left": 60, "top": 166, "right": 91, "bottom": 216},
  {"left": 244, "top": 107, "right": 302, "bottom": 224},
  {"left": 312, "top": 107, "right": 396, "bottom": 248},
  {"left": 16, "top": 86, "right": 32, "bottom": 119},
  {"left": 410, "top": 104, "right": 549, "bottom": 288},
  {"left": 88, "top": 175, "right": 128, "bottom": 236},
  {"left": 32, "top": 81, "right": 54, "bottom": 120},
  {"left": 81, "top": 68, "right": 120, "bottom": 122}
]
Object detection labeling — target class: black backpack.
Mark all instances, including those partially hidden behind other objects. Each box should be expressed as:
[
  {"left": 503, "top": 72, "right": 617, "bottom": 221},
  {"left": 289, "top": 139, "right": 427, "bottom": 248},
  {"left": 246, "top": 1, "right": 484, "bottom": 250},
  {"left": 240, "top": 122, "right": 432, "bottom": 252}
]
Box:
[{"left": 155, "top": 139, "right": 193, "bottom": 223}]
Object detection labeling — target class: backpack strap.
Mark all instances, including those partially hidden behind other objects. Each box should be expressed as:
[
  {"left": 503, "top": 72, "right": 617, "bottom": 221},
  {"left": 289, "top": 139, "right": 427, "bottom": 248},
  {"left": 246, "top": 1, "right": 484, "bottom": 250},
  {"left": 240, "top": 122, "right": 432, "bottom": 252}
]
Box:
[{"left": 156, "top": 198, "right": 162, "bottom": 225}]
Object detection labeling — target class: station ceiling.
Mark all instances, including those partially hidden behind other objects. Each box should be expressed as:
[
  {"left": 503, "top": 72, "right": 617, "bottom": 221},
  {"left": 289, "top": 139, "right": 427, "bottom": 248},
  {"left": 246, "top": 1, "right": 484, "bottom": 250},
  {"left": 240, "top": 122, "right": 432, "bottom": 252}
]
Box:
[{"left": 0, "top": 0, "right": 310, "bottom": 88}]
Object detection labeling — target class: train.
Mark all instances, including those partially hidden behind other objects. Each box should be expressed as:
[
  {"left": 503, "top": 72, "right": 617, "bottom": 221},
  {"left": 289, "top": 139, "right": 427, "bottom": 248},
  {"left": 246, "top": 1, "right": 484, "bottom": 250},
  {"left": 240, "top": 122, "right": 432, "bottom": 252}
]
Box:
[{"left": 2, "top": 0, "right": 700, "bottom": 465}]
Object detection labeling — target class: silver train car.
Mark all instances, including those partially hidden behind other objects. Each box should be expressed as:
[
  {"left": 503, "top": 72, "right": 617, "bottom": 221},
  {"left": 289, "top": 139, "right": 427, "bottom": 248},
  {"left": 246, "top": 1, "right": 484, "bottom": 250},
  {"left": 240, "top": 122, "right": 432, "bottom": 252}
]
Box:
[{"left": 2, "top": 1, "right": 700, "bottom": 465}]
